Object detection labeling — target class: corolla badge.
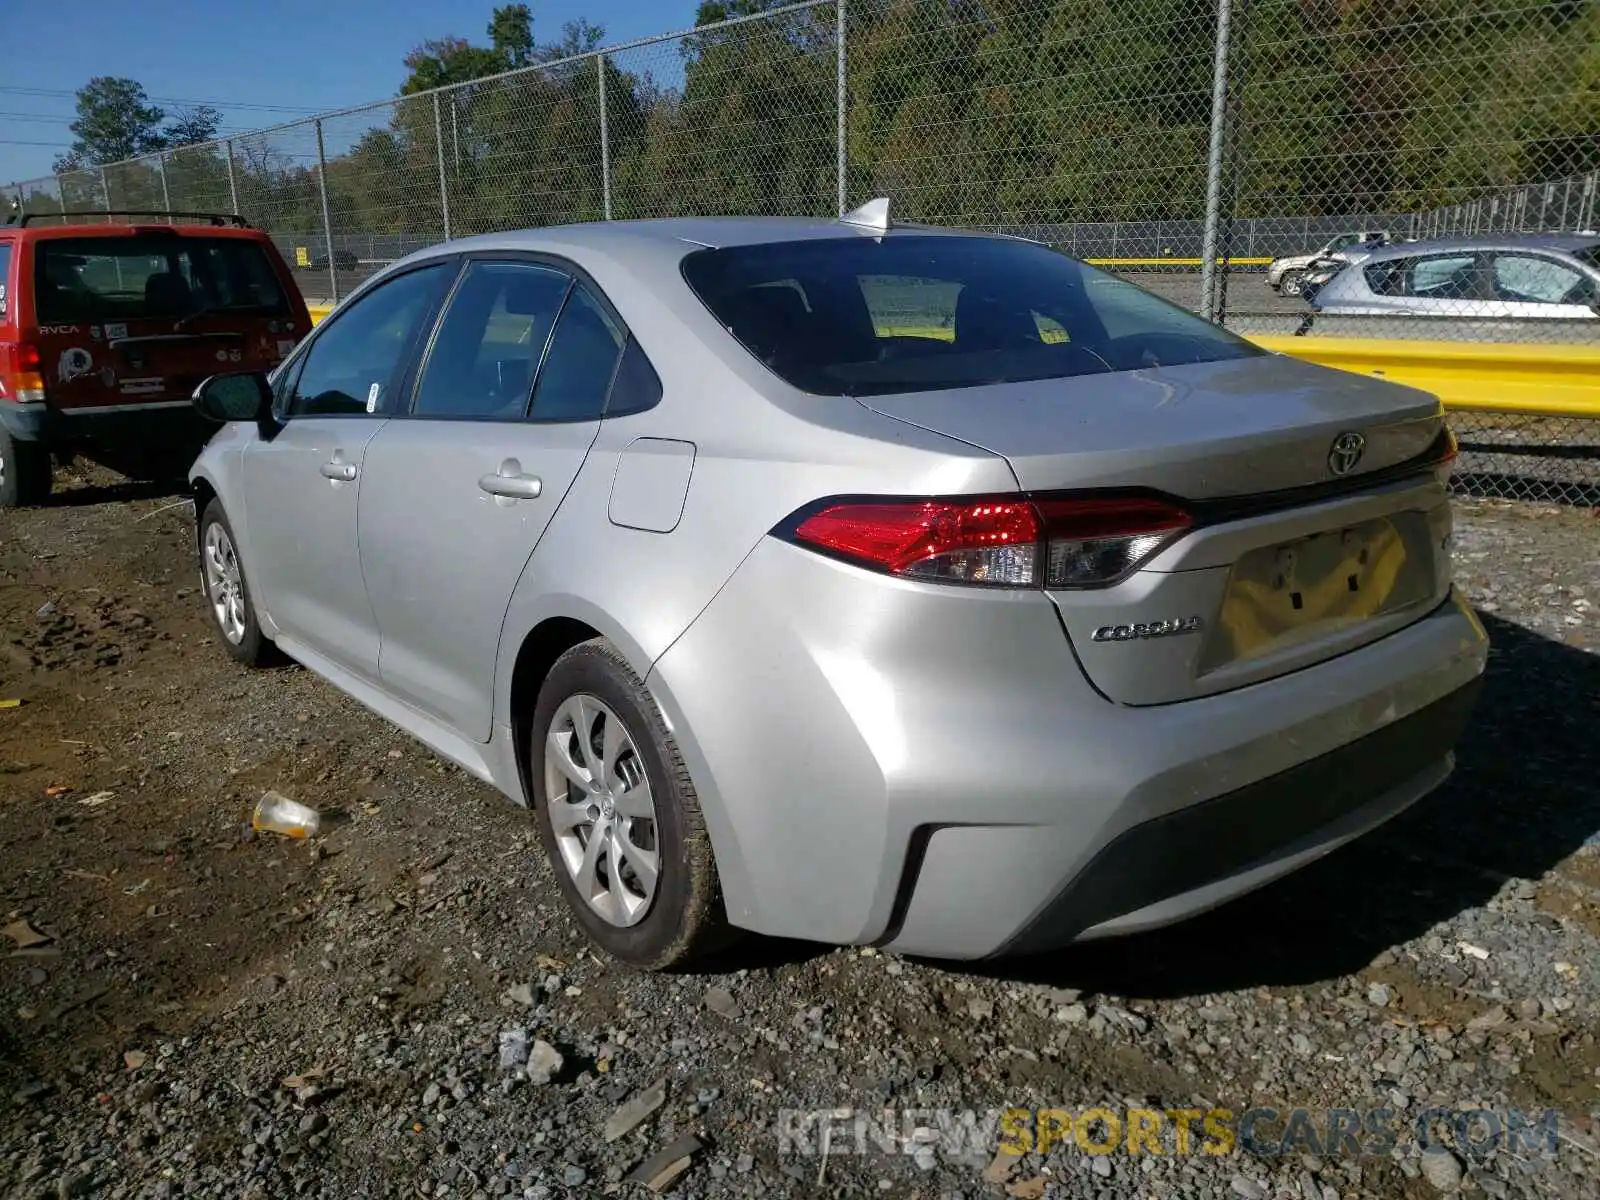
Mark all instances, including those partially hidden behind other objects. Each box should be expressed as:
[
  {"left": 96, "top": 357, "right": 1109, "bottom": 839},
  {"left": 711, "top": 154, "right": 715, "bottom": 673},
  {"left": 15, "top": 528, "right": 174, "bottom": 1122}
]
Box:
[
  {"left": 1328, "top": 431, "right": 1366, "bottom": 476},
  {"left": 1091, "top": 616, "right": 1204, "bottom": 643}
]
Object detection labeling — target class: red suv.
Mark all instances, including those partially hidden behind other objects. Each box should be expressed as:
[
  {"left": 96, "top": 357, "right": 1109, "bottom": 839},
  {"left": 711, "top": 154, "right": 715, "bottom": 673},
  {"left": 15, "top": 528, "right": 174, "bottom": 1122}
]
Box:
[{"left": 0, "top": 210, "right": 311, "bottom": 506}]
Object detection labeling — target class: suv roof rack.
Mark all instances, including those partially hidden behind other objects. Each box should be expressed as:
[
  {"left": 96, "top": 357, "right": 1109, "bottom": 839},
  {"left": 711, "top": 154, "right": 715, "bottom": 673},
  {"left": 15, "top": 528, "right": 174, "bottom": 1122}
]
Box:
[{"left": 18, "top": 210, "right": 253, "bottom": 229}]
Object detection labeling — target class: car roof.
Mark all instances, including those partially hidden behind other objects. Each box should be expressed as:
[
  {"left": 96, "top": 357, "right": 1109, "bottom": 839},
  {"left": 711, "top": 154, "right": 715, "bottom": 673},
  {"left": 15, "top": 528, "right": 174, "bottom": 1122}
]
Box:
[
  {"left": 385, "top": 215, "right": 1002, "bottom": 279},
  {"left": 4, "top": 223, "right": 268, "bottom": 241},
  {"left": 1360, "top": 233, "right": 1600, "bottom": 262}
]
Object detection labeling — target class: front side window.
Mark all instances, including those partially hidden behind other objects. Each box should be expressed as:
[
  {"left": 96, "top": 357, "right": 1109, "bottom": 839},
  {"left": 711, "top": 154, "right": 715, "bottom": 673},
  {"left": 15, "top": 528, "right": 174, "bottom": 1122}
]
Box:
[
  {"left": 412, "top": 261, "right": 571, "bottom": 419},
  {"left": 287, "top": 263, "right": 451, "bottom": 418},
  {"left": 33, "top": 235, "right": 290, "bottom": 323},
  {"left": 1490, "top": 254, "right": 1592, "bottom": 305},
  {"left": 681, "top": 235, "right": 1258, "bottom": 397},
  {"left": 1408, "top": 254, "right": 1481, "bottom": 300}
]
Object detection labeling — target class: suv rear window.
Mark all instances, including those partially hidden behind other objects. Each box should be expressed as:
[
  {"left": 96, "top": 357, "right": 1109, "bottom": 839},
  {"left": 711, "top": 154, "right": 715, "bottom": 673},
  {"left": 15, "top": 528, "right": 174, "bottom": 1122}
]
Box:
[
  {"left": 680, "top": 235, "right": 1258, "bottom": 396},
  {"left": 34, "top": 235, "right": 290, "bottom": 324}
]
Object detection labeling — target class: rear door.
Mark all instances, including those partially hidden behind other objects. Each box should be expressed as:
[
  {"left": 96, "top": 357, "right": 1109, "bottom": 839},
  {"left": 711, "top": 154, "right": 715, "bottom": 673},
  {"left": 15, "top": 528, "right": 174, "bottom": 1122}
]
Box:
[
  {"left": 30, "top": 230, "right": 302, "bottom": 412},
  {"left": 358, "top": 257, "right": 625, "bottom": 740}
]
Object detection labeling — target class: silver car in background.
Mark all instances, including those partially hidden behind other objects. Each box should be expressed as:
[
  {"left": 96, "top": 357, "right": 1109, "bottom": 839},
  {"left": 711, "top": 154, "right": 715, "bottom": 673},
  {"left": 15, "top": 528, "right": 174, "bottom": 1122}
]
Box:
[
  {"left": 1266, "top": 229, "right": 1394, "bottom": 296},
  {"left": 1312, "top": 234, "right": 1600, "bottom": 319},
  {"left": 187, "top": 205, "right": 1487, "bottom": 969}
]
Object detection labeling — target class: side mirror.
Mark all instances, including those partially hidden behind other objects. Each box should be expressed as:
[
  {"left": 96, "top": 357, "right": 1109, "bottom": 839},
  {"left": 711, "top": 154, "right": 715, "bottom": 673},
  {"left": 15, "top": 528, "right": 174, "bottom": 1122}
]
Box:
[{"left": 193, "top": 371, "right": 273, "bottom": 426}]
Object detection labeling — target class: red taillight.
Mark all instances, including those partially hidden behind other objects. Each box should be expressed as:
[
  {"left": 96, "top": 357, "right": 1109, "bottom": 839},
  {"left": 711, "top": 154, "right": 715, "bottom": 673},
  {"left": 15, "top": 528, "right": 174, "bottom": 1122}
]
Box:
[
  {"left": 0, "top": 341, "right": 46, "bottom": 403},
  {"left": 785, "top": 493, "right": 1192, "bottom": 589}
]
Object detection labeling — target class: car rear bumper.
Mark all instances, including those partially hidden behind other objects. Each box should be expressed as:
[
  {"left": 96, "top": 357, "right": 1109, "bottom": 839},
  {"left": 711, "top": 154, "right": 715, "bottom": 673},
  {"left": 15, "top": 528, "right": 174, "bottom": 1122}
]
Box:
[
  {"left": 0, "top": 399, "right": 204, "bottom": 445},
  {"left": 648, "top": 537, "right": 1489, "bottom": 958}
]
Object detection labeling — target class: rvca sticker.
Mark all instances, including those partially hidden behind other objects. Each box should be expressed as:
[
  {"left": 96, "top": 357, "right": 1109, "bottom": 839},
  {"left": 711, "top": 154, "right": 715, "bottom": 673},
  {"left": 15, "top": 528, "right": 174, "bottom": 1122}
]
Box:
[{"left": 57, "top": 347, "right": 93, "bottom": 383}]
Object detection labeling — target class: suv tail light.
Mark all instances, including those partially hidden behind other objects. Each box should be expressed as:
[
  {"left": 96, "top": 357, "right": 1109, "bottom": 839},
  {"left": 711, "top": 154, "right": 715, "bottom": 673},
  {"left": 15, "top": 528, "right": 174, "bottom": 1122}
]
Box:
[
  {"left": 780, "top": 493, "right": 1192, "bottom": 589},
  {"left": 0, "top": 342, "right": 46, "bottom": 404}
]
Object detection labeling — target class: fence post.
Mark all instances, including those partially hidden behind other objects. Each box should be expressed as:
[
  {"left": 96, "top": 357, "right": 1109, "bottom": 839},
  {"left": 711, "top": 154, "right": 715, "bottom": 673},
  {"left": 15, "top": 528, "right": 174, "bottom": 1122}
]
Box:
[
  {"left": 53, "top": 174, "right": 65, "bottom": 213},
  {"left": 836, "top": 0, "right": 847, "bottom": 216},
  {"left": 315, "top": 119, "right": 340, "bottom": 305},
  {"left": 1197, "top": 0, "right": 1234, "bottom": 323},
  {"left": 157, "top": 153, "right": 171, "bottom": 215},
  {"left": 99, "top": 166, "right": 110, "bottom": 214},
  {"left": 226, "top": 140, "right": 240, "bottom": 216},
  {"left": 598, "top": 56, "right": 612, "bottom": 220},
  {"left": 433, "top": 93, "right": 452, "bottom": 241}
]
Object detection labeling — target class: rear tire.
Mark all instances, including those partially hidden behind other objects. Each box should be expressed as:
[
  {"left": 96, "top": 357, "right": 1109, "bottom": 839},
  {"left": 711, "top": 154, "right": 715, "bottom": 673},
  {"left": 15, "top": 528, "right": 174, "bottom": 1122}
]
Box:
[
  {"left": 0, "top": 429, "right": 53, "bottom": 508},
  {"left": 530, "top": 639, "right": 732, "bottom": 970},
  {"left": 198, "top": 500, "right": 274, "bottom": 667}
]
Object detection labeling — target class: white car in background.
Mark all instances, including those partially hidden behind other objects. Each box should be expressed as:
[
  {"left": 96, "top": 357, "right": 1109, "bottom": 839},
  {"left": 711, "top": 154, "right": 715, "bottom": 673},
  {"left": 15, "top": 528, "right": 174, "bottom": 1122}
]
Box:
[{"left": 1267, "top": 230, "right": 1394, "bottom": 296}]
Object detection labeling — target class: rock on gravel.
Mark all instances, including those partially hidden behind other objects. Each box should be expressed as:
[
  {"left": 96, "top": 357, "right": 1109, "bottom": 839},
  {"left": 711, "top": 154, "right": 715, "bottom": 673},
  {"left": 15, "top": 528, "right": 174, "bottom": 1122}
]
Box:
[
  {"left": 1422, "top": 1150, "right": 1466, "bottom": 1193},
  {"left": 603, "top": 1078, "right": 666, "bottom": 1142},
  {"left": 525, "top": 1039, "right": 563, "bottom": 1084}
]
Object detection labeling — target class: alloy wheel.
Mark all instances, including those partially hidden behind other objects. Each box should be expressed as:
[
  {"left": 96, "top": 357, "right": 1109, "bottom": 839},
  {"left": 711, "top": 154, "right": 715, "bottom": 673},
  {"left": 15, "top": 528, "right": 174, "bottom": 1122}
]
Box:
[
  {"left": 543, "top": 694, "right": 661, "bottom": 927},
  {"left": 202, "top": 522, "right": 248, "bottom": 645}
]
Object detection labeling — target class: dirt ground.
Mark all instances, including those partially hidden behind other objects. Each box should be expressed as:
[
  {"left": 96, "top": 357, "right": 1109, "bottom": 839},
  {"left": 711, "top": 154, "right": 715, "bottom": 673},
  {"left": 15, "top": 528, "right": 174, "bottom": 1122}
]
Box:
[{"left": 1, "top": 463, "right": 1597, "bottom": 1200}]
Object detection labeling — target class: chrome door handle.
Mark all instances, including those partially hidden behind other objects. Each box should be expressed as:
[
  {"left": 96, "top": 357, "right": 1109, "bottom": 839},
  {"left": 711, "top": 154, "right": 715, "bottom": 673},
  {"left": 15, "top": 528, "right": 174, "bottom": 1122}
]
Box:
[
  {"left": 320, "top": 460, "right": 357, "bottom": 481},
  {"left": 479, "top": 458, "right": 542, "bottom": 500},
  {"left": 478, "top": 471, "right": 543, "bottom": 499}
]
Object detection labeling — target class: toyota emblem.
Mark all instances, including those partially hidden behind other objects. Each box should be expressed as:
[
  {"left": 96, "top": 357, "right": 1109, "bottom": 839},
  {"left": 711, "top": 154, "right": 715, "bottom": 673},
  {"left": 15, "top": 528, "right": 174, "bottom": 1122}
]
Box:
[{"left": 1328, "top": 431, "right": 1366, "bottom": 476}]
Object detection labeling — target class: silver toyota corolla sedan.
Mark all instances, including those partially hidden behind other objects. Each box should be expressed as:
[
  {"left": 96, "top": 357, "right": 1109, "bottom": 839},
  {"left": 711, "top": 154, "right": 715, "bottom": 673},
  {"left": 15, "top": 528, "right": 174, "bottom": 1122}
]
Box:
[{"left": 187, "top": 203, "right": 1488, "bottom": 969}]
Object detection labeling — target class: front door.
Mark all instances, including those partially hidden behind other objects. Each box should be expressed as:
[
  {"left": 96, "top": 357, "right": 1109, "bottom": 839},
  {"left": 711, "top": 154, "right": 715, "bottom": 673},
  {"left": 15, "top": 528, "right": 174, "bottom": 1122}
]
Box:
[
  {"left": 358, "top": 259, "right": 628, "bottom": 740},
  {"left": 240, "top": 260, "right": 455, "bottom": 679}
]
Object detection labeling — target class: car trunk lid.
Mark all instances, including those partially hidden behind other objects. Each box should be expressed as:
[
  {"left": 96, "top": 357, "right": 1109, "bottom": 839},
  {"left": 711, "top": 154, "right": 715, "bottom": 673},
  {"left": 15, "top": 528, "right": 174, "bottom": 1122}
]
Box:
[{"left": 858, "top": 354, "right": 1456, "bottom": 704}]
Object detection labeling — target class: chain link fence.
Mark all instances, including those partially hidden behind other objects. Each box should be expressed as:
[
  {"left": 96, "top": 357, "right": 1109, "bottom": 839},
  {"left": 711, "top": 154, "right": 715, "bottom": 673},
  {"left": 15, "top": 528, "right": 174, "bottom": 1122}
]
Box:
[{"left": 8, "top": 0, "right": 1599, "bottom": 502}]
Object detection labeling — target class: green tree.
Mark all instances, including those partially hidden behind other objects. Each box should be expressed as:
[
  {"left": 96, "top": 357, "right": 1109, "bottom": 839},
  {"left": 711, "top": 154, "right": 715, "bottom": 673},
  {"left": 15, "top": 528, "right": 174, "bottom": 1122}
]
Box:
[{"left": 56, "top": 76, "right": 167, "bottom": 170}]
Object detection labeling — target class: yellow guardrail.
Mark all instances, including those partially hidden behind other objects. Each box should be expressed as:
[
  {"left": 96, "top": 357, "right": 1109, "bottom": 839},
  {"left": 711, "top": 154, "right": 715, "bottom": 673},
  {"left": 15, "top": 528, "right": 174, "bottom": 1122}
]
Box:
[
  {"left": 1250, "top": 335, "right": 1600, "bottom": 418},
  {"left": 305, "top": 306, "right": 1599, "bottom": 419}
]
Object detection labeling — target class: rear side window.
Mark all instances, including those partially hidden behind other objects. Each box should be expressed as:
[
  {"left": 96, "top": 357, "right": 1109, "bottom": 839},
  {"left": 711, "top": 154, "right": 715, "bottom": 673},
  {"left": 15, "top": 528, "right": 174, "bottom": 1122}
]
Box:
[
  {"left": 412, "top": 261, "right": 571, "bottom": 419},
  {"left": 528, "top": 284, "right": 625, "bottom": 422},
  {"left": 680, "top": 235, "right": 1258, "bottom": 397},
  {"left": 0, "top": 242, "right": 12, "bottom": 319},
  {"left": 33, "top": 235, "right": 290, "bottom": 324},
  {"left": 1490, "top": 254, "right": 1592, "bottom": 305}
]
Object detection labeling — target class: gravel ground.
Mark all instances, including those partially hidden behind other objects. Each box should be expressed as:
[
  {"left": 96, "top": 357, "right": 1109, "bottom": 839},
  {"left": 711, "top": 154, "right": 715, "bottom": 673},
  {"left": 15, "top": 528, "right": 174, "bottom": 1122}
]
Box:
[{"left": 1, "top": 465, "right": 1597, "bottom": 1200}]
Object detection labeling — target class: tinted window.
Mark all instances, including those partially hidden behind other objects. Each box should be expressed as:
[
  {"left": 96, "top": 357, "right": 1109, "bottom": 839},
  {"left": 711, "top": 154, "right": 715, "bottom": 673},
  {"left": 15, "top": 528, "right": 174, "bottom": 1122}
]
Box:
[
  {"left": 681, "top": 235, "right": 1258, "bottom": 397},
  {"left": 288, "top": 263, "right": 450, "bottom": 418},
  {"left": 1490, "top": 254, "right": 1592, "bottom": 305},
  {"left": 606, "top": 336, "right": 664, "bottom": 417},
  {"left": 33, "top": 235, "right": 290, "bottom": 323},
  {"left": 1365, "top": 254, "right": 1482, "bottom": 300},
  {"left": 1576, "top": 244, "right": 1600, "bottom": 272},
  {"left": 0, "top": 242, "right": 11, "bottom": 318},
  {"left": 528, "top": 284, "right": 625, "bottom": 421},
  {"left": 413, "top": 261, "right": 570, "bottom": 419}
]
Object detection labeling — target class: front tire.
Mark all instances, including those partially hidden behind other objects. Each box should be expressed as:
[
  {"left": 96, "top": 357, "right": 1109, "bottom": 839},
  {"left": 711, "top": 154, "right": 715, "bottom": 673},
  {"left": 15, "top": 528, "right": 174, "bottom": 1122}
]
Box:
[
  {"left": 1279, "top": 268, "right": 1307, "bottom": 297},
  {"left": 198, "top": 500, "right": 273, "bottom": 667},
  {"left": 531, "top": 639, "right": 730, "bottom": 970},
  {"left": 0, "top": 428, "right": 53, "bottom": 508}
]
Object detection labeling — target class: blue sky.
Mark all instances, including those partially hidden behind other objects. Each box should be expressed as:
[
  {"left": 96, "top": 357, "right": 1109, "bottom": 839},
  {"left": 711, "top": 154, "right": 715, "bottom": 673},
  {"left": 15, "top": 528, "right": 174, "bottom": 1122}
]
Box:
[{"left": 1, "top": 0, "right": 696, "bottom": 184}]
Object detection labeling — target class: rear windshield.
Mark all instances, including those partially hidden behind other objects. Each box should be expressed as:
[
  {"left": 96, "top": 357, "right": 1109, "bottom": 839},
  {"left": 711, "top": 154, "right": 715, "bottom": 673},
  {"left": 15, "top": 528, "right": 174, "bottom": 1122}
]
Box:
[
  {"left": 34, "top": 235, "right": 291, "bottom": 324},
  {"left": 680, "top": 235, "right": 1260, "bottom": 396}
]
